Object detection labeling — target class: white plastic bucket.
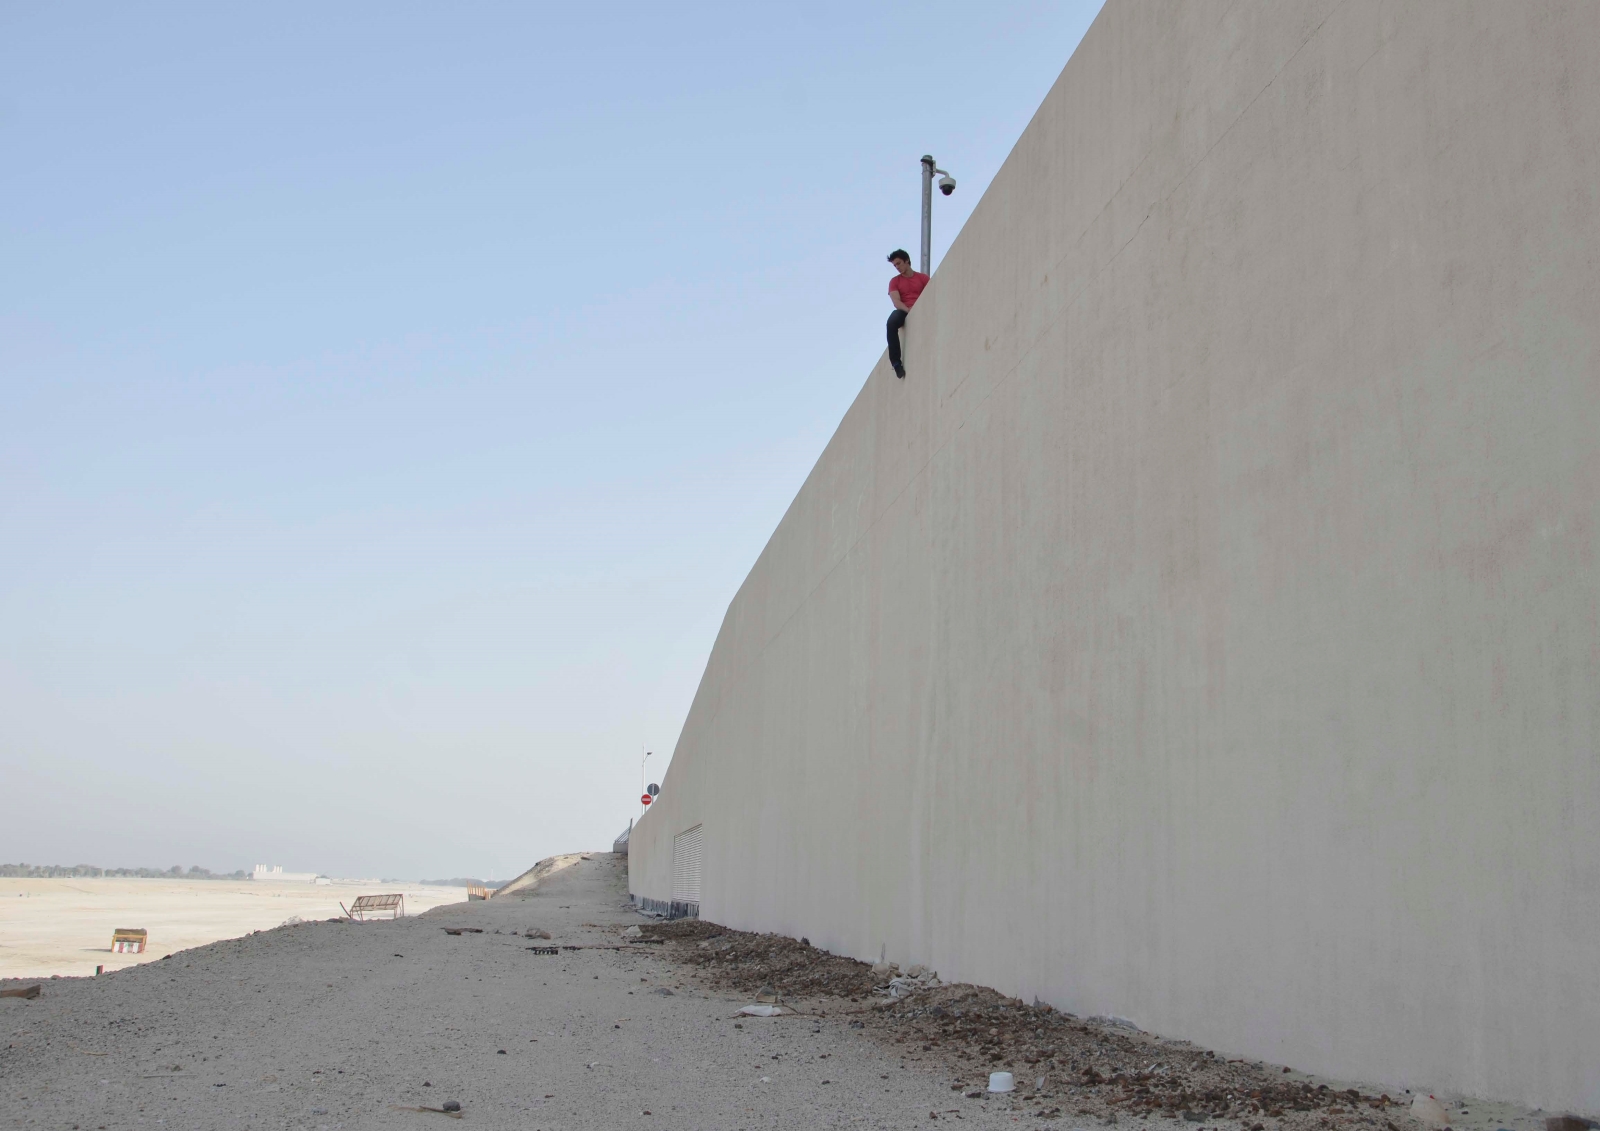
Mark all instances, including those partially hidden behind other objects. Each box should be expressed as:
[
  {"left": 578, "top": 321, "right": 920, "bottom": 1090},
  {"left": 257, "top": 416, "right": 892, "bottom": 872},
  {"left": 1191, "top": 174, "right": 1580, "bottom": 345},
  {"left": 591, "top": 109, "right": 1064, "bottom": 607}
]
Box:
[{"left": 988, "top": 1071, "right": 1015, "bottom": 1093}]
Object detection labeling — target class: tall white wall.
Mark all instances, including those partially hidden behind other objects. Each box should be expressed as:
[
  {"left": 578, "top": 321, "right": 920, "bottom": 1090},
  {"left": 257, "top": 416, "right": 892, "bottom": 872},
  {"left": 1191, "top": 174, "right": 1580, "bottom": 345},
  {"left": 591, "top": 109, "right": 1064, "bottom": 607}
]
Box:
[{"left": 630, "top": 0, "right": 1600, "bottom": 1112}]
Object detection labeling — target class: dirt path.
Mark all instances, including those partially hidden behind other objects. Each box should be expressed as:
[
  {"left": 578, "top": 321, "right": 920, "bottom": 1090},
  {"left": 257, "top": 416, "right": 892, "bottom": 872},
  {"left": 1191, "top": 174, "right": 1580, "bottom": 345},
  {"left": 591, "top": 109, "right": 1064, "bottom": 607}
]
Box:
[
  {"left": 0, "top": 855, "right": 1550, "bottom": 1131},
  {"left": 2, "top": 855, "right": 1029, "bottom": 1130}
]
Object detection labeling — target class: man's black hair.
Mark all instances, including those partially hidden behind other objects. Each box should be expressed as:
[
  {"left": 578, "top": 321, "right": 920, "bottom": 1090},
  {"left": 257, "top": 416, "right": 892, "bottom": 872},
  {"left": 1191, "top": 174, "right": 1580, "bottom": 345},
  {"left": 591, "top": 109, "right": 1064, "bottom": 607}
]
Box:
[{"left": 887, "top": 249, "right": 911, "bottom": 264}]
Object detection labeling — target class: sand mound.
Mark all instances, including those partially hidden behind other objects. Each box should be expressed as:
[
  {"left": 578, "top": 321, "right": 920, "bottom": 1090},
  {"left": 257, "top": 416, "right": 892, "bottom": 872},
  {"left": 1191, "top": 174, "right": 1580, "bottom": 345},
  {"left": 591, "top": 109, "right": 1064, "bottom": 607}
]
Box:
[{"left": 490, "top": 852, "right": 590, "bottom": 898}]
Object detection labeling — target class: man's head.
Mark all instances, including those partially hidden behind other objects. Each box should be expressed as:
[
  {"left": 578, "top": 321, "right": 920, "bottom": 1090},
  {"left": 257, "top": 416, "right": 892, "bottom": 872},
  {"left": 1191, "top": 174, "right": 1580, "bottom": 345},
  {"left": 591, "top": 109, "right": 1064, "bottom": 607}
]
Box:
[{"left": 888, "top": 250, "right": 912, "bottom": 274}]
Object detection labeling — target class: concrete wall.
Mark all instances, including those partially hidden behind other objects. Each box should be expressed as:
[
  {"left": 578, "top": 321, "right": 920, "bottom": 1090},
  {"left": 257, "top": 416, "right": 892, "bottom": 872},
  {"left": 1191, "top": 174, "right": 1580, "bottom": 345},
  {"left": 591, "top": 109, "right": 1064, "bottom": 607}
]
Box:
[{"left": 630, "top": 0, "right": 1600, "bottom": 1112}]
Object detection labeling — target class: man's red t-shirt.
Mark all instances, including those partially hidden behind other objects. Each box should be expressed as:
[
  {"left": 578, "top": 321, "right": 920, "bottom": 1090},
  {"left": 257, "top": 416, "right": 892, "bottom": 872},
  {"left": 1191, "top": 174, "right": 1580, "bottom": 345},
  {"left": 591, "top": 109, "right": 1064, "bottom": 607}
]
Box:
[{"left": 889, "top": 271, "right": 930, "bottom": 308}]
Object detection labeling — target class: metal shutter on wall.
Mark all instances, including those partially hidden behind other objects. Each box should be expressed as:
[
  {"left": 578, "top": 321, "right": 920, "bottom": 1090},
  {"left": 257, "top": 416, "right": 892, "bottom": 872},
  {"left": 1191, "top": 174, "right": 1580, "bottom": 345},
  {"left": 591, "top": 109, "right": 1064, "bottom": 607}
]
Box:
[{"left": 671, "top": 824, "right": 703, "bottom": 904}]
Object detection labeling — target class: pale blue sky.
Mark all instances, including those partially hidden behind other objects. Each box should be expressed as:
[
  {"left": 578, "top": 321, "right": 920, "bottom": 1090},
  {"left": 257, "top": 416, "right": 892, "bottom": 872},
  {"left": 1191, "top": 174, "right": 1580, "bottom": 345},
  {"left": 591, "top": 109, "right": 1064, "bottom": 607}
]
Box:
[{"left": 1, "top": 1, "right": 1103, "bottom": 879}]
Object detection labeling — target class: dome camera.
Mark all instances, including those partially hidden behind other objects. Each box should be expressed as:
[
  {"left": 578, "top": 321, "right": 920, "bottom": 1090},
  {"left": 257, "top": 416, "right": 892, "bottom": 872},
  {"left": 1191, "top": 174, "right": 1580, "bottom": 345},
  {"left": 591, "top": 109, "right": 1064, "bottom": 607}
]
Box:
[{"left": 938, "top": 174, "right": 956, "bottom": 196}]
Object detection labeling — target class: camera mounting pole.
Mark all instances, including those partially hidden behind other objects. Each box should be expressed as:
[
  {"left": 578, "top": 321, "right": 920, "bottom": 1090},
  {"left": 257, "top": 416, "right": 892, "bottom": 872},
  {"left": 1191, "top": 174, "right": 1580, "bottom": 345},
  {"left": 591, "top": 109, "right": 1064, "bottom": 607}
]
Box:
[{"left": 920, "top": 155, "right": 954, "bottom": 275}]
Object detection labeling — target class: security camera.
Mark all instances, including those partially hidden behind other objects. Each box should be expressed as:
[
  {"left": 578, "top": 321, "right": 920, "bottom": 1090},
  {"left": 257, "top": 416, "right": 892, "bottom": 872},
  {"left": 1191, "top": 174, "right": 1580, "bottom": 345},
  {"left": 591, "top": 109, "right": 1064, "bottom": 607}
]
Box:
[{"left": 938, "top": 174, "right": 956, "bottom": 196}]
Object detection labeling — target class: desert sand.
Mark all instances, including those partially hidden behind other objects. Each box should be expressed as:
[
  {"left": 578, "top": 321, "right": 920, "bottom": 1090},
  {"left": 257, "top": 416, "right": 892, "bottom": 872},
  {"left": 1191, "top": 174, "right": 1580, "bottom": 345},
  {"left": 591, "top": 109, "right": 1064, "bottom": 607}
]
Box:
[{"left": 0, "top": 877, "right": 464, "bottom": 979}]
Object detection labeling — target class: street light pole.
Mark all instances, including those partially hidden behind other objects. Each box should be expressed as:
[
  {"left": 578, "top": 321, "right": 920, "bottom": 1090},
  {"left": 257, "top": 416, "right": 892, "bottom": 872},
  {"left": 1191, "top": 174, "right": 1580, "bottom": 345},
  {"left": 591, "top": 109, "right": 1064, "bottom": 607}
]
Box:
[
  {"left": 919, "top": 155, "right": 955, "bottom": 275},
  {"left": 640, "top": 749, "right": 651, "bottom": 816},
  {"left": 920, "top": 155, "right": 935, "bottom": 275}
]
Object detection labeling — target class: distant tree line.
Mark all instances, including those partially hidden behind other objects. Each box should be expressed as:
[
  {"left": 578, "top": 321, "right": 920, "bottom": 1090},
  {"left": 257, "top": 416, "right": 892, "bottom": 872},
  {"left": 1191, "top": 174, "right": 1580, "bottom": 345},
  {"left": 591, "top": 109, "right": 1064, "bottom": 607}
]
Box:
[{"left": 0, "top": 863, "right": 249, "bottom": 879}]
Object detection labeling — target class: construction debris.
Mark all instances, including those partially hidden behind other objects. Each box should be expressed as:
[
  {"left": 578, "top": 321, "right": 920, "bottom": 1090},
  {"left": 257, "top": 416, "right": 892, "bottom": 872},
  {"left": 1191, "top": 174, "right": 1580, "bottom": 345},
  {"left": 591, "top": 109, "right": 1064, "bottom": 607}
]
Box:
[
  {"left": 887, "top": 971, "right": 941, "bottom": 1000},
  {"left": 1, "top": 984, "right": 42, "bottom": 999},
  {"left": 1411, "top": 1095, "right": 1450, "bottom": 1127},
  {"left": 645, "top": 917, "right": 1417, "bottom": 1129}
]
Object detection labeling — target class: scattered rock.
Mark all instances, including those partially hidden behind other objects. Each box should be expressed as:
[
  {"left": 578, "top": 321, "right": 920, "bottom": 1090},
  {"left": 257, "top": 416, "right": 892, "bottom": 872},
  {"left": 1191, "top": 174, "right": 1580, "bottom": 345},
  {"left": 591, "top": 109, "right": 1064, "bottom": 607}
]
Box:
[
  {"left": 1412, "top": 1096, "right": 1451, "bottom": 1128},
  {"left": 622, "top": 925, "right": 642, "bottom": 938},
  {"left": 441, "top": 1100, "right": 461, "bottom": 1113},
  {"left": 1088, "top": 1015, "right": 1141, "bottom": 1032},
  {"left": 648, "top": 915, "right": 1418, "bottom": 1130}
]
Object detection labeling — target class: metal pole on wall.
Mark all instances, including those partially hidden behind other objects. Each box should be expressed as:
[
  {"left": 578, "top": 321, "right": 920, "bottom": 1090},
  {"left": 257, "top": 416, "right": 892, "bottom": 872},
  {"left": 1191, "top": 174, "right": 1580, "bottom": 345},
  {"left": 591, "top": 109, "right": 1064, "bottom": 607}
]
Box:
[{"left": 920, "top": 155, "right": 935, "bottom": 274}]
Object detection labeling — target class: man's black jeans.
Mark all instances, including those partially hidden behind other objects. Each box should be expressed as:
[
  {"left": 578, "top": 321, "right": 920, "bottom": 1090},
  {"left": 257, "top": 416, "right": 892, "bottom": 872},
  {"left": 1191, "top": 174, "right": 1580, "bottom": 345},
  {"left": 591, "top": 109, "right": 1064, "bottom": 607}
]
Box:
[{"left": 886, "top": 308, "right": 908, "bottom": 376}]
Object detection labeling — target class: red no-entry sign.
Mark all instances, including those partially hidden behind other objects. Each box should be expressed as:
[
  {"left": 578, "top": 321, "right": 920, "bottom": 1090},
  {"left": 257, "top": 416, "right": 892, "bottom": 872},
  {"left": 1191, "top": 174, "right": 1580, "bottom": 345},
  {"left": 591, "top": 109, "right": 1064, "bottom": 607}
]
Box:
[{"left": 640, "top": 794, "right": 652, "bottom": 805}]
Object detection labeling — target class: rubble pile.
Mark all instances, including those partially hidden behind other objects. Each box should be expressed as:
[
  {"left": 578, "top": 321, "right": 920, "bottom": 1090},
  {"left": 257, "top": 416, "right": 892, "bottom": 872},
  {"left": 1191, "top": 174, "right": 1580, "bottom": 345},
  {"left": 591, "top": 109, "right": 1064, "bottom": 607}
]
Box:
[
  {"left": 645, "top": 918, "right": 881, "bottom": 1000},
  {"left": 854, "top": 988, "right": 1409, "bottom": 1127},
  {"left": 638, "top": 919, "right": 1415, "bottom": 1129}
]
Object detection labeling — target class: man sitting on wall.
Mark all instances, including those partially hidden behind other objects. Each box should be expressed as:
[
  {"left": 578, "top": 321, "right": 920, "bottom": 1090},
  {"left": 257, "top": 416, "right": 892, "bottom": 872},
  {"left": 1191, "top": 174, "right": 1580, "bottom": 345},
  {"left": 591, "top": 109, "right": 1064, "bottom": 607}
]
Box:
[{"left": 885, "top": 249, "right": 929, "bottom": 379}]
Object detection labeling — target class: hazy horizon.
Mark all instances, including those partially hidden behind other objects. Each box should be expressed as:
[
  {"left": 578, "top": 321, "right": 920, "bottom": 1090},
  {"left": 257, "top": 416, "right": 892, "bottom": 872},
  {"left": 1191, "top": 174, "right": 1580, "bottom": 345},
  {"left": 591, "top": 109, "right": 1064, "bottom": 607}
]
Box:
[
  {"left": 2, "top": 1, "right": 1104, "bottom": 879},
  {"left": 1, "top": 861, "right": 514, "bottom": 884}
]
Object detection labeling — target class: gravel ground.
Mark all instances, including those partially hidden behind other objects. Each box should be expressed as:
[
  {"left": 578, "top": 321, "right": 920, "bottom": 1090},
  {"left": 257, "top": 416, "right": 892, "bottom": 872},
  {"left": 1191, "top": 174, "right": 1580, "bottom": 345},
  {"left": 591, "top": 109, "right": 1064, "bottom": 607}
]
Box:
[
  {"left": 0, "top": 855, "right": 1554, "bottom": 1131},
  {"left": 0, "top": 855, "right": 1045, "bottom": 1130}
]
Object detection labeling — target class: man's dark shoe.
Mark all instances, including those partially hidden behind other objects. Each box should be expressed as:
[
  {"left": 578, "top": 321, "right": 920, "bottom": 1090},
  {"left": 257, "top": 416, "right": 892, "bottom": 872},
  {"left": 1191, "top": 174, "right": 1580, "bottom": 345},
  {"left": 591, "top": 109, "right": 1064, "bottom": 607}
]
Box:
[{"left": 893, "top": 365, "right": 906, "bottom": 379}]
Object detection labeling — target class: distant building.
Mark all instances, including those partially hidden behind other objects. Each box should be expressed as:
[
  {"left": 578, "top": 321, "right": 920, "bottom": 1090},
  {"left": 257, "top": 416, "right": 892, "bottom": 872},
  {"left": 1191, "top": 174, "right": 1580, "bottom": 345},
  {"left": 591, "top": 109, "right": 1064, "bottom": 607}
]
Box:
[{"left": 251, "top": 864, "right": 320, "bottom": 883}]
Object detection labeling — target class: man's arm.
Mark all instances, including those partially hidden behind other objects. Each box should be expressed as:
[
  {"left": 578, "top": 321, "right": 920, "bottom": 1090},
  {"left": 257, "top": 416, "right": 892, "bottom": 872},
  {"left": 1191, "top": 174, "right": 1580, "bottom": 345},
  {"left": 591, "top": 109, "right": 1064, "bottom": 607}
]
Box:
[{"left": 889, "top": 283, "right": 909, "bottom": 313}]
